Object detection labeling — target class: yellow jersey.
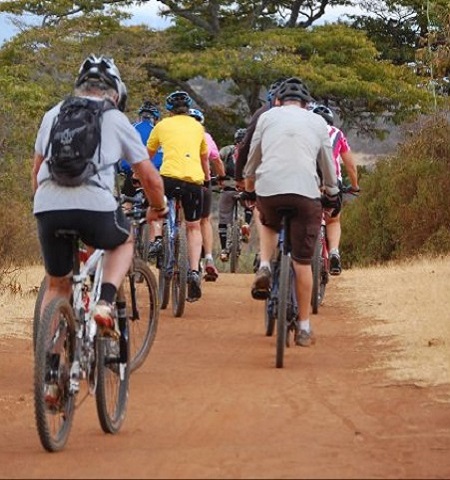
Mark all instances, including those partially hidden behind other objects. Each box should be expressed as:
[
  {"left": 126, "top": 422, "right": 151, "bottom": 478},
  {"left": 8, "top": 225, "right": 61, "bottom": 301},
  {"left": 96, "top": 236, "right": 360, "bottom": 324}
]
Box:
[{"left": 147, "top": 114, "right": 208, "bottom": 184}]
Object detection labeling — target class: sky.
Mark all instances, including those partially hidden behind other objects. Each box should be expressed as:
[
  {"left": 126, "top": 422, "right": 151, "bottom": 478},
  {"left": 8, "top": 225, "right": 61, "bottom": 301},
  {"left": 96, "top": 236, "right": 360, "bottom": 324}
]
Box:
[{"left": 0, "top": 3, "right": 364, "bottom": 45}]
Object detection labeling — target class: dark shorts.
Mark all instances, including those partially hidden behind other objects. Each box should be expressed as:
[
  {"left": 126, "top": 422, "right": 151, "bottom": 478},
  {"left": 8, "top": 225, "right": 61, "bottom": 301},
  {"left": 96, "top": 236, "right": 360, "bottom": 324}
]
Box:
[
  {"left": 257, "top": 194, "right": 322, "bottom": 265},
  {"left": 162, "top": 176, "right": 203, "bottom": 222},
  {"left": 201, "top": 183, "right": 212, "bottom": 218},
  {"left": 35, "top": 207, "right": 130, "bottom": 277}
]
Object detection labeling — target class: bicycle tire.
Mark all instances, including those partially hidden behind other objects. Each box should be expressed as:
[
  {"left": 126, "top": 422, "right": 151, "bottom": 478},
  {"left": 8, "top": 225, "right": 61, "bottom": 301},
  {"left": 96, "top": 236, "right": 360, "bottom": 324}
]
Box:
[
  {"left": 140, "top": 223, "right": 151, "bottom": 264},
  {"left": 158, "top": 223, "right": 171, "bottom": 310},
  {"left": 32, "top": 276, "right": 47, "bottom": 353},
  {"left": 276, "top": 253, "right": 291, "bottom": 368},
  {"left": 264, "top": 298, "right": 276, "bottom": 337},
  {"left": 125, "top": 258, "right": 159, "bottom": 372},
  {"left": 34, "top": 297, "right": 76, "bottom": 452},
  {"left": 229, "top": 222, "right": 240, "bottom": 273},
  {"left": 172, "top": 225, "right": 188, "bottom": 318},
  {"left": 95, "top": 324, "right": 130, "bottom": 434},
  {"left": 311, "top": 234, "right": 322, "bottom": 315}
]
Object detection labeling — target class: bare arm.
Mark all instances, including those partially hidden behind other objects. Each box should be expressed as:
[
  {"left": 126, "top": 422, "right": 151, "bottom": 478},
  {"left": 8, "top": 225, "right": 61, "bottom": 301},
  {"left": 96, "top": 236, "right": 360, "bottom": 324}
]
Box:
[
  {"left": 32, "top": 153, "right": 45, "bottom": 194},
  {"left": 340, "top": 150, "right": 359, "bottom": 189}
]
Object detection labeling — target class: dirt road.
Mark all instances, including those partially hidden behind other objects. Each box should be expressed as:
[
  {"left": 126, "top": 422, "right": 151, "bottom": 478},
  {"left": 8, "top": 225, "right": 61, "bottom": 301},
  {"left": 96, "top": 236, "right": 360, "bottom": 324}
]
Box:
[{"left": 1, "top": 272, "right": 449, "bottom": 479}]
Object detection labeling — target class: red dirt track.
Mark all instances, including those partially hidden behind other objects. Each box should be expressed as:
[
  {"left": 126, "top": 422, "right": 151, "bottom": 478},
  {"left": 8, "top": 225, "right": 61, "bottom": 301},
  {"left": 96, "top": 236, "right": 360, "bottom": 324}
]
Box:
[{"left": 1, "top": 273, "right": 449, "bottom": 479}]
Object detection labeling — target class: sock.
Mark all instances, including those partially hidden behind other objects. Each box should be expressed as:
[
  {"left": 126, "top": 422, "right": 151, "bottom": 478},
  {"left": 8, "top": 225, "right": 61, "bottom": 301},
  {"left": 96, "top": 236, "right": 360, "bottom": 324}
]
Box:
[
  {"left": 299, "top": 319, "right": 311, "bottom": 333},
  {"left": 100, "top": 283, "right": 117, "bottom": 304},
  {"left": 205, "top": 253, "right": 213, "bottom": 261},
  {"left": 329, "top": 248, "right": 340, "bottom": 256},
  {"left": 260, "top": 261, "right": 271, "bottom": 271}
]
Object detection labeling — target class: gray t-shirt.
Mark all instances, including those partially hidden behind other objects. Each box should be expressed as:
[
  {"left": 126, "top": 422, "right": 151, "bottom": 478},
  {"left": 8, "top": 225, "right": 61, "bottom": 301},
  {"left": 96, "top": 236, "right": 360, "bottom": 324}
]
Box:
[
  {"left": 244, "top": 104, "right": 339, "bottom": 199},
  {"left": 33, "top": 97, "right": 149, "bottom": 213}
]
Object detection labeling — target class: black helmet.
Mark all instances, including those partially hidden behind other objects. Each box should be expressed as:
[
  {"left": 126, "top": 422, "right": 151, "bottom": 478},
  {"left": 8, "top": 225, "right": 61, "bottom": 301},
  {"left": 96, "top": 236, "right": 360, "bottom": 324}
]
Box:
[
  {"left": 75, "top": 54, "right": 123, "bottom": 92},
  {"left": 165, "top": 91, "right": 193, "bottom": 111},
  {"left": 266, "top": 77, "right": 288, "bottom": 103},
  {"left": 312, "top": 104, "right": 334, "bottom": 126},
  {"left": 139, "top": 101, "right": 161, "bottom": 120},
  {"left": 234, "top": 128, "right": 247, "bottom": 144},
  {"left": 276, "top": 77, "right": 313, "bottom": 103}
]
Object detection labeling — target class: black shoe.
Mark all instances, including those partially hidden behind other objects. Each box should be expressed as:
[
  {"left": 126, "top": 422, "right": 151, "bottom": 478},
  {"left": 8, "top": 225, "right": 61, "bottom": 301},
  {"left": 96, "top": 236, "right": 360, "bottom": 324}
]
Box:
[
  {"left": 329, "top": 253, "right": 342, "bottom": 276},
  {"left": 187, "top": 270, "right": 202, "bottom": 302}
]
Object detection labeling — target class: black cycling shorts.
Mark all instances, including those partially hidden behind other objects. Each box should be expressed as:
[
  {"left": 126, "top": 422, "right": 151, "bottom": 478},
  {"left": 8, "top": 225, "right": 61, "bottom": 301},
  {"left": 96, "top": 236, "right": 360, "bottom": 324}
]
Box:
[
  {"left": 35, "top": 207, "right": 130, "bottom": 277},
  {"left": 162, "top": 176, "right": 203, "bottom": 222}
]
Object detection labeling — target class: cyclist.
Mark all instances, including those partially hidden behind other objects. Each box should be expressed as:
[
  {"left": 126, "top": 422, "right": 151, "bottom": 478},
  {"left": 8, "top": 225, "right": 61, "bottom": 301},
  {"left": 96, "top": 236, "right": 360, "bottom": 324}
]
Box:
[
  {"left": 243, "top": 77, "right": 341, "bottom": 347},
  {"left": 32, "top": 54, "right": 167, "bottom": 337},
  {"left": 188, "top": 107, "right": 226, "bottom": 282},
  {"left": 147, "top": 91, "right": 209, "bottom": 302},
  {"left": 120, "top": 100, "right": 165, "bottom": 257},
  {"left": 218, "top": 127, "right": 254, "bottom": 262},
  {"left": 312, "top": 104, "right": 360, "bottom": 275}
]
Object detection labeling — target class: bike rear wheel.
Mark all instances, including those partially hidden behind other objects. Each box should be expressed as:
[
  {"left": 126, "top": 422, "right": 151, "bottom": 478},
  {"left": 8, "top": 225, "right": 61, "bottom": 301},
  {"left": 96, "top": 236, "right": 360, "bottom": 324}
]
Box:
[
  {"left": 229, "top": 222, "right": 240, "bottom": 273},
  {"left": 172, "top": 225, "right": 188, "bottom": 318},
  {"left": 125, "top": 258, "right": 159, "bottom": 373},
  {"left": 34, "top": 297, "right": 76, "bottom": 452},
  {"left": 311, "top": 234, "right": 322, "bottom": 315},
  {"left": 95, "top": 315, "right": 130, "bottom": 434},
  {"left": 276, "top": 253, "right": 291, "bottom": 368},
  {"left": 158, "top": 223, "right": 171, "bottom": 310},
  {"left": 32, "top": 276, "right": 47, "bottom": 353}
]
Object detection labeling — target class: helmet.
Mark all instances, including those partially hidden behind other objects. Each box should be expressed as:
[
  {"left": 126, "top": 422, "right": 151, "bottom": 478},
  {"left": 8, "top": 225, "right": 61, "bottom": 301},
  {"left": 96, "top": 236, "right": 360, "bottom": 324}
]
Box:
[
  {"left": 139, "top": 101, "right": 161, "bottom": 120},
  {"left": 276, "top": 77, "right": 313, "bottom": 103},
  {"left": 312, "top": 104, "right": 334, "bottom": 126},
  {"left": 165, "top": 91, "right": 193, "bottom": 111},
  {"left": 188, "top": 108, "right": 204, "bottom": 124},
  {"left": 266, "top": 77, "right": 288, "bottom": 103},
  {"left": 75, "top": 54, "right": 123, "bottom": 93},
  {"left": 234, "top": 128, "right": 247, "bottom": 144}
]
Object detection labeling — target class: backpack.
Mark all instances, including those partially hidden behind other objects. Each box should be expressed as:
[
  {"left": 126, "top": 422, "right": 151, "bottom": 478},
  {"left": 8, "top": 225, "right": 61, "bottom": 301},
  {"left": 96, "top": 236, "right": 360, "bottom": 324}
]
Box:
[
  {"left": 45, "top": 96, "right": 116, "bottom": 187},
  {"left": 222, "top": 145, "right": 236, "bottom": 178}
]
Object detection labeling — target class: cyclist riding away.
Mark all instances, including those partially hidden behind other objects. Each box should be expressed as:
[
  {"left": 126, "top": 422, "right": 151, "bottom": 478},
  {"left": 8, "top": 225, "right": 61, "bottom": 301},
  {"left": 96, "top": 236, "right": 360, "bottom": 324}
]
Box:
[
  {"left": 218, "top": 127, "right": 254, "bottom": 262},
  {"left": 32, "top": 54, "right": 167, "bottom": 338},
  {"left": 243, "top": 77, "right": 341, "bottom": 347},
  {"left": 188, "top": 107, "right": 226, "bottom": 281},
  {"left": 312, "top": 104, "right": 360, "bottom": 275},
  {"left": 147, "top": 91, "right": 210, "bottom": 302}
]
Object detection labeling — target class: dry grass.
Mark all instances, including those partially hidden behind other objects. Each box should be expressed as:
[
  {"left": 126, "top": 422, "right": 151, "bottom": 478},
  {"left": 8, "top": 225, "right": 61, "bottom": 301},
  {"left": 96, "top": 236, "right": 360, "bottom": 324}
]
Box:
[
  {"left": 334, "top": 256, "right": 450, "bottom": 387},
  {"left": 2, "top": 258, "right": 450, "bottom": 388}
]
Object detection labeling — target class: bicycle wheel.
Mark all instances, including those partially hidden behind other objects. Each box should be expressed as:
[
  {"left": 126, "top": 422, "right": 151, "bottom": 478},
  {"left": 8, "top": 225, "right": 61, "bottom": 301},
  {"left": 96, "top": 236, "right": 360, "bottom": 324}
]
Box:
[
  {"left": 276, "top": 253, "right": 291, "bottom": 368},
  {"left": 33, "top": 276, "right": 47, "bottom": 353},
  {"left": 125, "top": 258, "right": 159, "bottom": 372},
  {"left": 229, "top": 222, "right": 240, "bottom": 273},
  {"left": 311, "top": 234, "right": 322, "bottom": 315},
  {"left": 265, "top": 297, "right": 276, "bottom": 337},
  {"left": 34, "top": 297, "right": 76, "bottom": 452},
  {"left": 95, "top": 317, "right": 130, "bottom": 434},
  {"left": 172, "top": 225, "right": 188, "bottom": 318},
  {"left": 140, "top": 222, "right": 151, "bottom": 263},
  {"left": 158, "top": 223, "right": 171, "bottom": 310}
]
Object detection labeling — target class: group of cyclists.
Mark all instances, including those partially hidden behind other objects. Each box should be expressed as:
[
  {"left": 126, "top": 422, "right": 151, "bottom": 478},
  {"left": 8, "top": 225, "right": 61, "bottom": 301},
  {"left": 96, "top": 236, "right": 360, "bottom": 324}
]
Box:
[{"left": 32, "top": 54, "right": 359, "bottom": 354}]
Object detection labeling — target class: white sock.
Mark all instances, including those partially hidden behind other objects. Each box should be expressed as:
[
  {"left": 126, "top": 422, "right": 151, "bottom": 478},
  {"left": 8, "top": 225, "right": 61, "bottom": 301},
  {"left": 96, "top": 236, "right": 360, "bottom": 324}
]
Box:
[
  {"left": 299, "top": 319, "right": 310, "bottom": 332},
  {"left": 205, "top": 253, "right": 213, "bottom": 261},
  {"left": 329, "top": 248, "right": 339, "bottom": 256},
  {"left": 260, "top": 261, "right": 271, "bottom": 271}
]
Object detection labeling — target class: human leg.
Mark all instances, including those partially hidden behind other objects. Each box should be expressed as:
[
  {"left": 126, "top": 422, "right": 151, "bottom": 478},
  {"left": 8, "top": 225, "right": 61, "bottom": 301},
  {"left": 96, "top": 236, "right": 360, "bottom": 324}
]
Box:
[
  {"left": 201, "top": 214, "right": 219, "bottom": 281},
  {"left": 326, "top": 213, "right": 342, "bottom": 275}
]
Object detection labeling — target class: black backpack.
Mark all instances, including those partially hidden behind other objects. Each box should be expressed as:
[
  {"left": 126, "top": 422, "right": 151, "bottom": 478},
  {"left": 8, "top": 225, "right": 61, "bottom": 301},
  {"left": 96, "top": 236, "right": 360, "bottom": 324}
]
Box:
[
  {"left": 222, "top": 145, "right": 236, "bottom": 178},
  {"left": 45, "top": 96, "right": 116, "bottom": 187}
]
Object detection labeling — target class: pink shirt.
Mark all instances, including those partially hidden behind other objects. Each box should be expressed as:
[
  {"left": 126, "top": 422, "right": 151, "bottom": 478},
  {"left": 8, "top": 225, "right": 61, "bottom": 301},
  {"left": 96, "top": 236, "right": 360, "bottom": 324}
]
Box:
[
  {"left": 327, "top": 125, "right": 350, "bottom": 181},
  {"left": 205, "top": 132, "right": 220, "bottom": 161}
]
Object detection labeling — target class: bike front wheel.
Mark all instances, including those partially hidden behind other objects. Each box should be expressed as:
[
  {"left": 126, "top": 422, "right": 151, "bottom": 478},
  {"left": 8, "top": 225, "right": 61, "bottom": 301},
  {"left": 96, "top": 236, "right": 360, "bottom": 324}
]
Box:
[
  {"left": 158, "top": 224, "right": 171, "bottom": 310},
  {"left": 125, "top": 258, "right": 159, "bottom": 372},
  {"left": 95, "top": 316, "right": 130, "bottom": 434},
  {"left": 311, "top": 234, "right": 322, "bottom": 315},
  {"left": 34, "top": 297, "right": 76, "bottom": 452},
  {"left": 229, "top": 223, "right": 240, "bottom": 273}
]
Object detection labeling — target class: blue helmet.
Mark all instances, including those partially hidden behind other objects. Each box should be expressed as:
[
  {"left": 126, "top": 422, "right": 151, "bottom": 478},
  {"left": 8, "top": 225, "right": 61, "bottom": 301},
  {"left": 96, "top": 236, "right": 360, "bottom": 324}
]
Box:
[
  {"left": 188, "top": 108, "right": 205, "bottom": 124},
  {"left": 139, "top": 101, "right": 161, "bottom": 120},
  {"left": 165, "top": 91, "right": 193, "bottom": 111}
]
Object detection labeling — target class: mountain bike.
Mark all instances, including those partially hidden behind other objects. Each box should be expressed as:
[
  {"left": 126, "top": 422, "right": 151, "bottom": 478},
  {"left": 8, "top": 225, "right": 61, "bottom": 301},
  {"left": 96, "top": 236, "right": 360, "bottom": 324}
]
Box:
[
  {"left": 156, "top": 187, "right": 189, "bottom": 317},
  {"left": 264, "top": 208, "right": 299, "bottom": 369},
  {"left": 121, "top": 192, "right": 160, "bottom": 372},
  {"left": 34, "top": 231, "right": 130, "bottom": 452}
]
